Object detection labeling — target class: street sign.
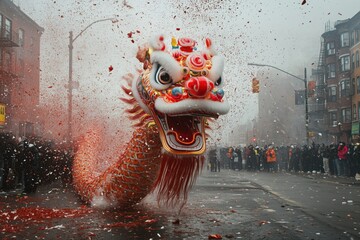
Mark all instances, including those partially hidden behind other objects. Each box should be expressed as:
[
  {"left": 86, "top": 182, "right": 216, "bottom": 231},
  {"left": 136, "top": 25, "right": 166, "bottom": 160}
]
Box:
[{"left": 295, "top": 90, "right": 305, "bottom": 105}]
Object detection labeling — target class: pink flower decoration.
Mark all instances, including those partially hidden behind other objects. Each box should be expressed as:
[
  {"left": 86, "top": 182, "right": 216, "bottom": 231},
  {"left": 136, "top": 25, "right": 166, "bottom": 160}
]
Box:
[
  {"left": 178, "top": 37, "right": 196, "bottom": 53},
  {"left": 186, "top": 53, "right": 206, "bottom": 71}
]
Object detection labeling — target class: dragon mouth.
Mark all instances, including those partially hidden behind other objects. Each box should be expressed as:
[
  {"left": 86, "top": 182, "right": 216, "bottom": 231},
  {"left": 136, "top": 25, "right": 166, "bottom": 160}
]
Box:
[
  {"left": 152, "top": 98, "right": 229, "bottom": 155},
  {"left": 154, "top": 113, "right": 213, "bottom": 155}
]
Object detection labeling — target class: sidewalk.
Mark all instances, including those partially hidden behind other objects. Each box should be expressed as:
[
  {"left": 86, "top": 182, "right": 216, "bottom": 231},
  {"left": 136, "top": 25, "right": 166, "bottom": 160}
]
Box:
[
  {"left": 212, "top": 168, "right": 360, "bottom": 186},
  {"left": 284, "top": 170, "right": 360, "bottom": 186}
]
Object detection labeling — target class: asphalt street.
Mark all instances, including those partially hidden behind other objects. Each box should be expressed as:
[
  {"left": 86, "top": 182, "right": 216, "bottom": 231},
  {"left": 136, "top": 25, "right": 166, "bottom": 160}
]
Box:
[{"left": 0, "top": 170, "right": 359, "bottom": 240}]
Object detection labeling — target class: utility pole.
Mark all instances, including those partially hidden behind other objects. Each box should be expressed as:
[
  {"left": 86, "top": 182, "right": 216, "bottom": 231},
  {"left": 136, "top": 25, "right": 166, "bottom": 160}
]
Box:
[
  {"left": 248, "top": 63, "right": 309, "bottom": 145},
  {"left": 67, "top": 18, "right": 118, "bottom": 141}
]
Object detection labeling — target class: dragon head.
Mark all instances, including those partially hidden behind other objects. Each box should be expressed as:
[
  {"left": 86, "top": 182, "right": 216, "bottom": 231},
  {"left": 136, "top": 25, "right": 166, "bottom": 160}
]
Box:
[{"left": 131, "top": 35, "right": 229, "bottom": 155}]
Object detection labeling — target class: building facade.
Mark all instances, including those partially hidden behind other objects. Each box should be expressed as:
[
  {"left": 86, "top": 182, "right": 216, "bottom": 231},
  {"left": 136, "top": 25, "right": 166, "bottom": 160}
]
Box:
[
  {"left": 0, "top": 0, "right": 43, "bottom": 138},
  {"left": 320, "top": 12, "right": 360, "bottom": 144},
  {"left": 349, "top": 12, "right": 360, "bottom": 143}
]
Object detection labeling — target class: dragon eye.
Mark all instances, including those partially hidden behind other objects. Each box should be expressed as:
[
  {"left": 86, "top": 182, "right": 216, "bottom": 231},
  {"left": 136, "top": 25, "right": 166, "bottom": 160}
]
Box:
[
  {"left": 156, "top": 66, "right": 173, "bottom": 85},
  {"left": 215, "top": 77, "right": 222, "bottom": 86},
  {"left": 150, "top": 63, "right": 174, "bottom": 90}
]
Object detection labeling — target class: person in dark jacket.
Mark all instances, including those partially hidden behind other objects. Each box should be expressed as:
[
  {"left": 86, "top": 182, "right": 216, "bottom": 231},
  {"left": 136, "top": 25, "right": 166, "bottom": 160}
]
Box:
[
  {"left": 354, "top": 143, "right": 360, "bottom": 180},
  {"left": 234, "top": 147, "right": 243, "bottom": 170},
  {"left": 1, "top": 133, "right": 17, "bottom": 191},
  {"left": 348, "top": 144, "right": 357, "bottom": 177},
  {"left": 208, "top": 148, "right": 218, "bottom": 172},
  {"left": 0, "top": 134, "right": 6, "bottom": 191},
  {"left": 321, "top": 144, "right": 330, "bottom": 174},
  {"left": 19, "top": 139, "right": 40, "bottom": 194},
  {"left": 328, "top": 144, "right": 337, "bottom": 175}
]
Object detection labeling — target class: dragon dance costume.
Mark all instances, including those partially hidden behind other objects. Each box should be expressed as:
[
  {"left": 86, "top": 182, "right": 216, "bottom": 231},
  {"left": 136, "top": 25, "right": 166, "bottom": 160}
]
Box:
[{"left": 72, "top": 35, "right": 230, "bottom": 208}]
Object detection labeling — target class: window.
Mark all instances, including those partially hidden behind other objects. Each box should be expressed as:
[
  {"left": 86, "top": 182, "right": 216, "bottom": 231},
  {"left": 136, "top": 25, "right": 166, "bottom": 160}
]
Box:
[
  {"left": 353, "top": 77, "right": 356, "bottom": 95},
  {"left": 4, "top": 18, "right": 12, "bottom": 40},
  {"left": 354, "top": 104, "right": 357, "bottom": 120},
  {"left": 4, "top": 51, "right": 11, "bottom": 72},
  {"left": 326, "top": 42, "right": 335, "bottom": 55},
  {"left": 340, "top": 32, "right": 349, "bottom": 47},
  {"left": 341, "top": 108, "right": 351, "bottom": 123},
  {"left": 356, "top": 30, "right": 360, "bottom": 43},
  {"left": 328, "top": 86, "right": 337, "bottom": 102},
  {"left": 351, "top": 31, "right": 355, "bottom": 46},
  {"left": 329, "top": 111, "right": 337, "bottom": 126},
  {"left": 356, "top": 51, "right": 360, "bottom": 68},
  {"left": 358, "top": 77, "right": 360, "bottom": 94},
  {"left": 352, "top": 53, "right": 355, "bottom": 70},
  {"left": 339, "top": 79, "right": 351, "bottom": 97},
  {"left": 18, "top": 58, "right": 24, "bottom": 76},
  {"left": 340, "top": 55, "right": 350, "bottom": 72},
  {"left": 326, "top": 63, "right": 336, "bottom": 79},
  {"left": 18, "top": 29, "right": 24, "bottom": 47}
]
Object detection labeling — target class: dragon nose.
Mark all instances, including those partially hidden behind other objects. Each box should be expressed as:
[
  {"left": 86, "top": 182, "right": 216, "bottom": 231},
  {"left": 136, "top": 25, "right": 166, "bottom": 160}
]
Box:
[{"left": 185, "top": 77, "right": 214, "bottom": 98}]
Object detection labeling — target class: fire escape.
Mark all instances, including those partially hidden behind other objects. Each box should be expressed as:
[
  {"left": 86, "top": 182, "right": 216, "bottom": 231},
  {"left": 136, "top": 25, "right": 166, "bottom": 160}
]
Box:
[
  {"left": 0, "top": 19, "right": 20, "bottom": 129},
  {"left": 309, "top": 37, "right": 326, "bottom": 140}
]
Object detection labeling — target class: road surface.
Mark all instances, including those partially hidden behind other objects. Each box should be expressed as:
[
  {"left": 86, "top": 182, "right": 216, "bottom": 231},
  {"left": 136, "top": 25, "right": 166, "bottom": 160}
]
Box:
[{"left": 0, "top": 170, "right": 359, "bottom": 239}]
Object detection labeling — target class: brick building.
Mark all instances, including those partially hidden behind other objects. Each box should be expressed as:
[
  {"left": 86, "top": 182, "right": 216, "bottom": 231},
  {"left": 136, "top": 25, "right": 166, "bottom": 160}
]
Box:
[
  {"left": 319, "top": 11, "right": 360, "bottom": 144},
  {"left": 0, "top": 0, "right": 43, "bottom": 138},
  {"left": 349, "top": 12, "right": 360, "bottom": 142}
]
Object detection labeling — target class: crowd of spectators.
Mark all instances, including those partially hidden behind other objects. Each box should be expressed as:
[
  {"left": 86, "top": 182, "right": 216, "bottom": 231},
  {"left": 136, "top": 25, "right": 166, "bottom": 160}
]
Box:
[
  {"left": 208, "top": 142, "right": 360, "bottom": 180},
  {"left": 0, "top": 133, "right": 73, "bottom": 193}
]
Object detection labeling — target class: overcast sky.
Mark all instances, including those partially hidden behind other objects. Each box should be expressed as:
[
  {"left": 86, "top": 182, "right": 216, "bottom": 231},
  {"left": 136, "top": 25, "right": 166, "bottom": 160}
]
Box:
[{"left": 17, "top": 0, "right": 360, "bottom": 146}]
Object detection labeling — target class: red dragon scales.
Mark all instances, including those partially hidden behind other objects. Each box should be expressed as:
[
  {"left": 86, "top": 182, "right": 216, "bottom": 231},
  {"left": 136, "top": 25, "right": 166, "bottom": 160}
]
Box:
[{"left": 72, "top": 35, "right": 230, "bottom": 208}]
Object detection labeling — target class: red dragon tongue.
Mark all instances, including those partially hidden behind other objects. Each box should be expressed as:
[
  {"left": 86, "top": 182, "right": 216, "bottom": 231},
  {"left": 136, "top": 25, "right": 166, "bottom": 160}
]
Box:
[{"left": 166, "top": 115, "right": 200, "bottom": 145}]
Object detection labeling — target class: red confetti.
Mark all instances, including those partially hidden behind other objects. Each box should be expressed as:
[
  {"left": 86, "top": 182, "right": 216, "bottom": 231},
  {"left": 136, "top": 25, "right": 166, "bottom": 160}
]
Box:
[
  {"left": 127, "top": 32, "right": 133, "bottom": 38},
  {"left": 136, "top": 30, "right": 140, "bottom": 33},
  {"left": 208, "top": 234, "right": 222, "bottom": 239},
  {"left": 301, "top": 0, "right": 306, "bottom": 5},
  {"left": 176, "top": 28, "right": 180, "bottom": 31},
  {"left": 108, "top": 65, "right": 114, "bottom": 72},
  {"left": 0, "top": 207, "right": 93, "bottom": 233},
  {"left": 259, "top": 220, "right": 269, "bottom": 226},
  {"left": 48, "top": 86, "right": 53, "bottom": 88},
  {"left": 131, "top": 39, "right": 135, "bottom": 43},
  {"left": 144, "top": 219, "right": 157, "bottom": 223}
]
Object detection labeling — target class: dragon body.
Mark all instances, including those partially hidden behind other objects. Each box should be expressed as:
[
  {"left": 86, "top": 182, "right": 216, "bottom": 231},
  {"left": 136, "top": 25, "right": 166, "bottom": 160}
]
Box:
[{"left": 72, "top": 35, "right": 230, "bottom": 208}]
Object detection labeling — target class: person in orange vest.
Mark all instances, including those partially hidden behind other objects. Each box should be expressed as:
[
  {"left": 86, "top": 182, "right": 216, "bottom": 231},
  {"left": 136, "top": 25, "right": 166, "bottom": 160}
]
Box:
[
  {"left": 226, "top": 147, "right": 234, "bottom": 170},
  {"left": 265, "top": 145, "right": 277, "bottom": 172}
]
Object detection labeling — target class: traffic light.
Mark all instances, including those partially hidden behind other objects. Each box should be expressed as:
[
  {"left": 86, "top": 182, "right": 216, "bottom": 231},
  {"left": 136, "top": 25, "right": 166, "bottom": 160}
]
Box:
[
  {"left": 307, "top": 80, "right": 316, "bottom": 98},
  {"left": 252, "top": 78, "right": 260, "bottom": 93}
]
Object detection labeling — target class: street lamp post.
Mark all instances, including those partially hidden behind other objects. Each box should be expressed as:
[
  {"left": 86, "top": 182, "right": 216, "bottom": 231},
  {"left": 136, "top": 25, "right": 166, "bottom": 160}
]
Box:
[
  {"left": 67, "top": 18, "right": 118, "bottom": 141},
  {"left": 248, "top": 63, "right": 309, "bottom": 145}
]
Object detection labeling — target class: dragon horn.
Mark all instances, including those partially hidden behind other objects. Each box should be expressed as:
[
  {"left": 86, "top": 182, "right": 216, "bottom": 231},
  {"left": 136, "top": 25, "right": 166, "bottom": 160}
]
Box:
[
  {"left": 204, "top": 37, "right": 216, "bottom": 58},
  {"left": 150, "top": 34, "right": 166, "bottom": 51}
]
